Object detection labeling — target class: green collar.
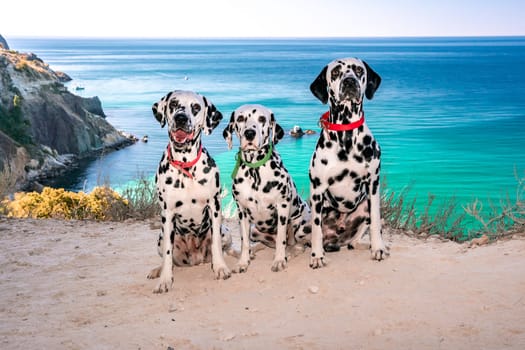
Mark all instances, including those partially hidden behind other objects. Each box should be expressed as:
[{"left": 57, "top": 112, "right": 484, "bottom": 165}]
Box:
[{"left": 231, "top": 142, "right": 273, "bottom": 179}]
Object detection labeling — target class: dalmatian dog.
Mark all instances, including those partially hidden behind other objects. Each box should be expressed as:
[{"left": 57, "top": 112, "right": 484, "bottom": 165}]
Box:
[
  {"left": 223, "top": 104, "right": 311, "bottom": 273},
  {"left": 147, "top": 90, "right": 231, "bottom": 293},
  {"left": 308, "top": 57, "right": 389, "bottom": 269}
]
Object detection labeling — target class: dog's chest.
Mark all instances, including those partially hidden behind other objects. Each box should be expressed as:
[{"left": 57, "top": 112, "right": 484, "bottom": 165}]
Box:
[
  {"left": 315, "top": 128, "right": 379, "bottom": 168},
  {"left": 310, "top": 131, "right": 380, "bottom": 201},
  {"left": 233, "top": 164, "right": 289, "bottom": 217},
  {"left": 157, "top": 153, "right": 219, "bottom": 208}
]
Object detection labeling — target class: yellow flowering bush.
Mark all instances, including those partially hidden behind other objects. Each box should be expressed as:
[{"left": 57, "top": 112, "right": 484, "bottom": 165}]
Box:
[{"left": 1, "top": 186, "right": 129, "bottom": 221}]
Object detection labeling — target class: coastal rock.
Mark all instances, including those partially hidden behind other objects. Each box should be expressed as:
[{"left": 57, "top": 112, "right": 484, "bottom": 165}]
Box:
[
  {"left": 55, "top": 70, "right": 72, "bottom": 83},
  {"left": 0, "top": 132, "right": 29, "bottom": 187},
  {"left": 0, "top": 45, "right": 135, "bottom": 190},
  {"left": 469, "top": 234, "right": 490, "bottom": 247},
  {"left": 0, "top": 34, "right": 9, "bottom": 50}
]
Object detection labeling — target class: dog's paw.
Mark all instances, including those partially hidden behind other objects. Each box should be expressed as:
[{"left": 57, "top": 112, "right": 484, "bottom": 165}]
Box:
[
  {"left": 271, "top": 257, "right": 287, "bottom": 272},
  {"left": 309, "top": 249, "right": 327, "bottom": 269},
  {"left": 213, "top": 263, "right": 232, "bottom": 280},
  {"left": 370, "top": 244, "right": 390, "bottom": 261},
  {"left": 153, "top": 272, "right": 173, "bottom": 294},
  {"left": 233, "top": 260, "right": 250, "bottom": 273},
  {"left": 147, "top": 266, "right": 162, "bottom": 279}
]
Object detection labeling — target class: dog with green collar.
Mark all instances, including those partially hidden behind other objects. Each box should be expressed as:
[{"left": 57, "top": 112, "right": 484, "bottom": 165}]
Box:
[{"left": 223, "top": 104, "right": 311, "bottom": 273}]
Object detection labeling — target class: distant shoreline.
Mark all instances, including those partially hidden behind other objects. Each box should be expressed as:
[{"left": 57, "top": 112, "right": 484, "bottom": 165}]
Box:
[{"left": 7, "top": 35, "right": 525, "bottom": 41}]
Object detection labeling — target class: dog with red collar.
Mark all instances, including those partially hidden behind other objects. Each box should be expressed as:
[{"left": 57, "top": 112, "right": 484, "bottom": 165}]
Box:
[
  {"left": 308, "top": 58, "right": 389, "bottom": 269},
  {"left": 147, "top": 90, "right": 231, "bottom": 293}
]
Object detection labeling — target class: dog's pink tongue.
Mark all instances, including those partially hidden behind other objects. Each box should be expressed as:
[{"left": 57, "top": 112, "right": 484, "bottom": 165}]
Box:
[{"left": 173, "top": 129, "right": 190, "bottom": 143}]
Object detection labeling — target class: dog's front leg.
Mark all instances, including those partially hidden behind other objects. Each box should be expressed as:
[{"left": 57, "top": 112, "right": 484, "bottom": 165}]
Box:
[
  {"left": 369, "top": 176, "right": 389, "bottom": 260},
  {"left": 210, "top": 196, "right": 231, "bottom": 280},
  {"left": 154, "top": 211, "right": 174, "bottom": 293},
  {"left": 309, "top": 188, "right": 327, "bottom": 269},
  {"left": 272, "top": 204, "right": 291, "bottom": 272},
  {"left": 234, "top": 209, "right": 251, "bottom": 273}
]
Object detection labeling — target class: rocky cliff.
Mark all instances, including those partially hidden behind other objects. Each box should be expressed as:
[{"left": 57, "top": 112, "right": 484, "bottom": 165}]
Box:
[
  {"left": 0, "top": 35, "right": 9, "bottom": 50},
  {"left": 0, "top": 38, "right": 134, "bottom": 190}
]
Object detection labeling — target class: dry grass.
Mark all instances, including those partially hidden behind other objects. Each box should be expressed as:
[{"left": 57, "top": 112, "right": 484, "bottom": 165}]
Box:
[
  {"left": 463, "top": 171, "right": 525, "bottom": 240},
  {"left": 381, "top": 189, "right": 466, "bottom": 241},
  {"left": 381, "top": 172, "right": 525, "bottom": 241},
  {"left": 118, "top": 174, "right": 159, "bottom": 220}
]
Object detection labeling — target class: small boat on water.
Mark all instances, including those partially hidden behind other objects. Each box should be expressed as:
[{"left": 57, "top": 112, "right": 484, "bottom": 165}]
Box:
[
  {"left": 290, "top": 125, "right": 316, "bottom": 138},
  {"left": 290, "top": 125, "right": 305, "bottom": 137}
]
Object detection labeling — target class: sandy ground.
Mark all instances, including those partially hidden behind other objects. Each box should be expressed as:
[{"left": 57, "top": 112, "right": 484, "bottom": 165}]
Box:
[{"left": 0, "top": 217, "right": 524, "bottom": 349}]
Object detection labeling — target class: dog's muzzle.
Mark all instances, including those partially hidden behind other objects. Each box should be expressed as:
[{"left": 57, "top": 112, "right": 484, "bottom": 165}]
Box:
[
  {"left": 170, "top": 113, "right": 194, "bottom": 145},
  {"left": 339, "top": 77, "right": 361, "bottom": 102},
  {"left": 240, "top": 129, "right": 260, "bottom": 151},
  {"left": 244, "top": 129, "right": 256, "bottom": 142}
]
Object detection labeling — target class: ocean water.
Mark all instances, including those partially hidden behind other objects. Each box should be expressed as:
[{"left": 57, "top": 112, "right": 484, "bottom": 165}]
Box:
[{"left": 9, "top": 37, "right": 525, "bottom": 229}]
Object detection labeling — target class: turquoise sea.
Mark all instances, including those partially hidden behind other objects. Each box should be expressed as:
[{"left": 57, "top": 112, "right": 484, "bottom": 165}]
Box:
[{"left": 10, "top": 37, "right": 525, "bottom": 230}]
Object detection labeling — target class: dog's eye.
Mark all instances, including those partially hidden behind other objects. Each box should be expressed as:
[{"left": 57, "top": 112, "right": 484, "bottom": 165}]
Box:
[
  {"left": 355, "top": 66, "right": 364, "bottom": 78},
  {"left": 258, "top": 116, "right": 266, "bottom": 124},
  {"left": 237, "top": 115, "right": 245, "bottom": 122},
  {"left": 191, "top": 103, "right": 201, "bottom": 116},
  {"left": 169, "top": 99, "right": 180, "bottom": 112},
  {"left": 331, "top": 65, "right": 341, "bottom": 81}
]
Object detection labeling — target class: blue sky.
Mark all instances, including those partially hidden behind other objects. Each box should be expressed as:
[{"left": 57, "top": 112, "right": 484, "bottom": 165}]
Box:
[{"left": 2, "top": 0, "right": 524, "bottom": 38}]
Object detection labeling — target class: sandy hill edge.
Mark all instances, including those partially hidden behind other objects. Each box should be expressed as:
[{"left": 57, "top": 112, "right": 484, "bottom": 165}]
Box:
[{"left": 0, "top": 217, "right": 524, "bottom": 349}]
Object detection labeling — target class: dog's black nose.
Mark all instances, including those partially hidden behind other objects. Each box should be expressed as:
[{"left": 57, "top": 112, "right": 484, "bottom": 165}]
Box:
[
  {"left": 174, "top": 113, "right": 189, "bottom": 126},
  {"left": 244, "top": 129, "right": 256, "bottom": 141},
  {"left": 340, "top": 77, "right": 360, "bottom": 99},
  {"left": 341, "top": 77, "right": 359, "bottom": 90}
]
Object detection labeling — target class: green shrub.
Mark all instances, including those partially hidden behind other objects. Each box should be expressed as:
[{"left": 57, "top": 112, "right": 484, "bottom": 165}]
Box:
[{"left": 0, "top": 96, "right": 32, "bottom": 145}]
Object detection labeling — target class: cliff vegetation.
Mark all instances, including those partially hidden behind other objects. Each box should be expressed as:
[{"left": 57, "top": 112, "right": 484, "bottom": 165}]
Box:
[{"left": 0, "top": 36, "right": 134, "bottom": 190}]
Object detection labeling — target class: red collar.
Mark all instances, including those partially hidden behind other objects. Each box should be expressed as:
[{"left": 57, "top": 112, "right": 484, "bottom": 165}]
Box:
[
  {"left": 319, "top": 111, "right": 365, "bottom": 131},
  {"left": 167, "top": 144, "right": 203, "bottom": 179}
]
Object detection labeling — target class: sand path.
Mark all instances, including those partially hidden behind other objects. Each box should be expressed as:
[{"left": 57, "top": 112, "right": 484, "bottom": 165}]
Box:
[{"left": 0, "top": 217, "right": 524, "bottom": 349}]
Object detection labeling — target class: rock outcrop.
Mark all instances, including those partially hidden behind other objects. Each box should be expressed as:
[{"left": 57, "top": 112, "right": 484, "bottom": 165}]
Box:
[
  {"left": 0, "top": 35, "right": 9, "bottom": 50},
  {"left": 0, "top": 43, "right": 134, "bottom": 190}
]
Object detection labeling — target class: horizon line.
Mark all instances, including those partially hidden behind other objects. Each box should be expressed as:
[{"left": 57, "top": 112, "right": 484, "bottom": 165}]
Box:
[{"left": 6, "top": 34, "right": 525, "bottom": 40}]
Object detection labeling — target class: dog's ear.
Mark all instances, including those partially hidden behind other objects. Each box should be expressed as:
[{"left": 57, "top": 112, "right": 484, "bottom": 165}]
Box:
[
  {"left": 152, "top": 97, "right": 167, "bottom": 128},
  {"left": 272, "top": 123, "right": 285, "bottom": 145},
  {"left": 202, "top": 96, "right": 223, "bottom": 135},
  {"left": 310, "top": 65, "right": 329, "bottom": 104},
  {"left": 270, "top": 113, "right": 285, "bottom": 145},
  {"left": 363, "top": 61, "right": 381, "bottom": 100},
  {"left": 222, "top": 112, "right": 235, "bottom": 150}
]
